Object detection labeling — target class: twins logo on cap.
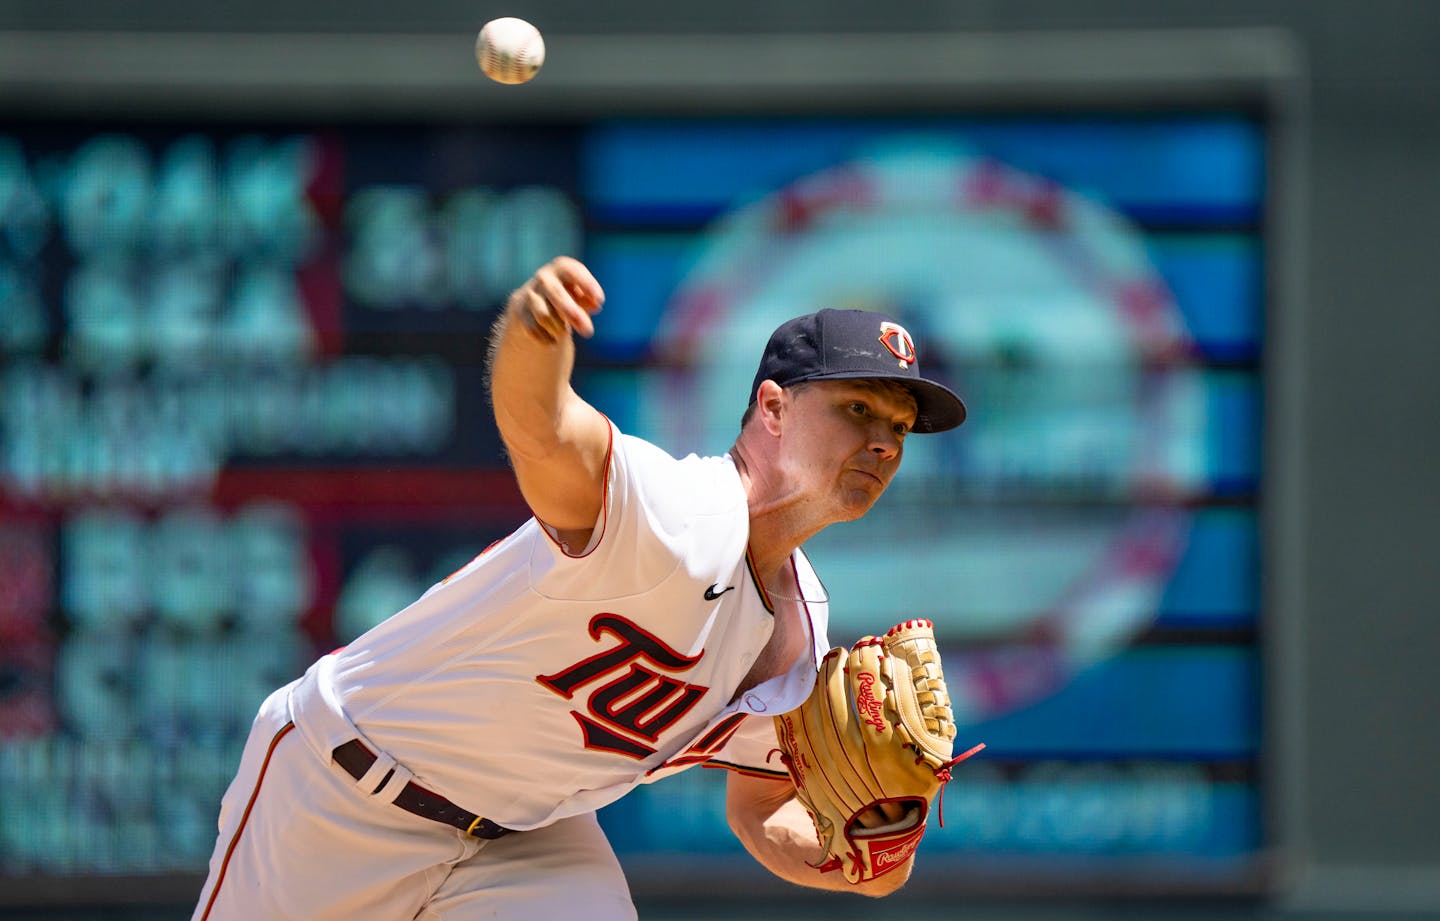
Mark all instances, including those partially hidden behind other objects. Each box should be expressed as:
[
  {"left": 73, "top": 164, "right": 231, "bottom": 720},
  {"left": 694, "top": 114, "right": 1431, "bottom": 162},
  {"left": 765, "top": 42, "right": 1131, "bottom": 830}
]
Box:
[{"left": 877, "top": 322, "right": 916, "bottom": 369}]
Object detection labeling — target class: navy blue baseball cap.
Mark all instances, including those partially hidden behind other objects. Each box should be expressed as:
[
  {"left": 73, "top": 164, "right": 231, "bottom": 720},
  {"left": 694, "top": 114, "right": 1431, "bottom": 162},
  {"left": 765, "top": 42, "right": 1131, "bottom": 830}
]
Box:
[{"left": 749, "top": 308, "right": 967, "bottom": 433}]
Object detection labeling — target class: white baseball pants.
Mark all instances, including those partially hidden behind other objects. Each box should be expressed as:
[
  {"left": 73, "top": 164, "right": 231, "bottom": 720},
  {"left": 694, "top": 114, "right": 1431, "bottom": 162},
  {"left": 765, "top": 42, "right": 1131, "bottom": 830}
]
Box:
[{"left": 191, "top": 681, "right": 637, "bottom": 921}]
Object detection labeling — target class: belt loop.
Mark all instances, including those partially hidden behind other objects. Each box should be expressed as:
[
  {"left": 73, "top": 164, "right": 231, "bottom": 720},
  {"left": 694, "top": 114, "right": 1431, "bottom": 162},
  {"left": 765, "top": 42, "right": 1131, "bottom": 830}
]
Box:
[
  {"left": 372, "top": 761, "right": 416, "bottom": 804},
  {"left": 353, "top": 748, "right": 397, "bottom": 796}
]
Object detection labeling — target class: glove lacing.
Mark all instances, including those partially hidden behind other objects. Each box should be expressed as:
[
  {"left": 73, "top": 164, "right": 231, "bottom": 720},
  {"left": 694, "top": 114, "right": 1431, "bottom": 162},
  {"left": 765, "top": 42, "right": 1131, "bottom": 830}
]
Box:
[{"left": 931, "top": 742, "right": 987, "bottom": 827}]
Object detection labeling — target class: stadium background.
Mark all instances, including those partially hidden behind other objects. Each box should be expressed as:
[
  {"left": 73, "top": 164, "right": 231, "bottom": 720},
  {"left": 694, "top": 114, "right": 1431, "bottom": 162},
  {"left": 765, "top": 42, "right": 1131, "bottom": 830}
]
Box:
[{"left": 1, "top": 1, "right": 1437, "bottom": 919}]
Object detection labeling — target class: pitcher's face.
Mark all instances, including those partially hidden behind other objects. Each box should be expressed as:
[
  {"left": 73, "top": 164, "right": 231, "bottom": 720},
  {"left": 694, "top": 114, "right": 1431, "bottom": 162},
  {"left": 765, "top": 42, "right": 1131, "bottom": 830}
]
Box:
[{"left": 780, "top": 379, "right": 917, "bottom": 521}]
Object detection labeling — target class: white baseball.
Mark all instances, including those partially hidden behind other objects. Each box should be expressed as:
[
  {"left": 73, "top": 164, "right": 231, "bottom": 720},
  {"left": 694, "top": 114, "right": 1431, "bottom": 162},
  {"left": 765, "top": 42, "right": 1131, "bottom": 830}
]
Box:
[{"left": 475, "top": 17, "right": 545, "bottom": 85}]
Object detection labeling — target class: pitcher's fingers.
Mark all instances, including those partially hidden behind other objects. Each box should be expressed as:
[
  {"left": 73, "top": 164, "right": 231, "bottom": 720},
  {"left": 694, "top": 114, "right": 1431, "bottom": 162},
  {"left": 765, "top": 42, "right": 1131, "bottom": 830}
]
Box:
[
  {"left": 513, "top": 289, "right": 563, "bottom": 343},
  {"left": 549, "top": 255, "right": 604, "bottom": 299},
  {"left": 534, "top": 267, "right": 595, "bottom": 338},
  {"left": 872, "top": 801, "right": 909, "bottom": 825},
  {"left": 550, "top": 256, "right": 605, "bottom": 312},
  {"left": 855, "top": 801, "right": 910, "bottom": 829}
]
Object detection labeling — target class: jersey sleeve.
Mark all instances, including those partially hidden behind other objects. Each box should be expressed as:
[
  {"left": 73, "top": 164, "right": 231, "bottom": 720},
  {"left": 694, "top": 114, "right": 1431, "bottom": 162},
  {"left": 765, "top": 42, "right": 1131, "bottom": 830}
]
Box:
[{"left": 532, "top": 421, "right": 747, "bottom": 600}]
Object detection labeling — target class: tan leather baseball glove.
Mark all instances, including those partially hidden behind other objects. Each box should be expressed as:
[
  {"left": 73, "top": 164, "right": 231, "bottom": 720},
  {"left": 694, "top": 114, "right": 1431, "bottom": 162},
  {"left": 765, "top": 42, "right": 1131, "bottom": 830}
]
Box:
[{"left": 772, "top": 619, "right": 985, "bottom": 884}]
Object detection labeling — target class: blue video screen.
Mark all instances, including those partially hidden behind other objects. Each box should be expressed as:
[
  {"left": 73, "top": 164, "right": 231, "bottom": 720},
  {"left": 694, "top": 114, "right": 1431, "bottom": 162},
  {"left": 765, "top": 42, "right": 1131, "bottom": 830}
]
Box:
[{"left": 0, "top": 110, "right": 1266, "bottom": 894}]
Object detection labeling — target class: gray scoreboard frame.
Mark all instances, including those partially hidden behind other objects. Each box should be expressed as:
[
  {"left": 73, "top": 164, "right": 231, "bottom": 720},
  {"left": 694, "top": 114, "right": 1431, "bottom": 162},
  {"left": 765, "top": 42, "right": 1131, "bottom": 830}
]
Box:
[{"left": 0, "top": 25, "right": 1310, "bottom": 911}]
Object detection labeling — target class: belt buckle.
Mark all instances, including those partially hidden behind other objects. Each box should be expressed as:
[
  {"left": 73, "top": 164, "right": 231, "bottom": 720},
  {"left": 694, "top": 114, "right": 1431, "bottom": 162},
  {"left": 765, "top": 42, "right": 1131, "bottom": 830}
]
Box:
[{"left": 465, "top": 815, "right": 508, "bottom": 839}]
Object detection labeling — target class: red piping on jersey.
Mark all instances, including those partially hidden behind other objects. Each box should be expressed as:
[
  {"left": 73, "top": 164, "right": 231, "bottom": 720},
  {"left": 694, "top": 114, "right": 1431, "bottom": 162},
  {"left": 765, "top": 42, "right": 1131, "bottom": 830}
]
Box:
[
  {"left": 743, "top": 545, "right": 774, "bottom": 614},
  {"left": 748, "top": 546, "right": 826, "bottom": 672},
  {"left": 746, "top": 546, "right": 822, "bottom": 616},
  {"left": 701, "top": 759, "right": 791, "bottom": 780},
  {"left": 795, "top": 547, "right": 823, "bottom": 670},
  {"left": 441, "top": 536, "right": 506, "bottom": 585},
  {"left": 197, "top": 721, "right": 296, "bottom": 921},
  {"left": 538, "top": 417, "right": 614, "bottom": 559}
]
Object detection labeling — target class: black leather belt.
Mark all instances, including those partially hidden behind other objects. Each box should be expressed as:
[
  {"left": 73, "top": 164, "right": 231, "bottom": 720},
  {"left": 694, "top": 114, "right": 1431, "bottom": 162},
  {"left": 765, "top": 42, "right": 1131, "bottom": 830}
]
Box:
[{"left": 332, "top": 740, "right": 511, "bottom": 839}]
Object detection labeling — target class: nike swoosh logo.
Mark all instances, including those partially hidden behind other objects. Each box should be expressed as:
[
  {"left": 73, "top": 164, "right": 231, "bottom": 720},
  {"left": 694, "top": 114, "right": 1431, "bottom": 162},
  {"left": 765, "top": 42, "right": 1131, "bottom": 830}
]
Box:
[{"left": 704, "top": 584, "right": 736, "bottom": 601}]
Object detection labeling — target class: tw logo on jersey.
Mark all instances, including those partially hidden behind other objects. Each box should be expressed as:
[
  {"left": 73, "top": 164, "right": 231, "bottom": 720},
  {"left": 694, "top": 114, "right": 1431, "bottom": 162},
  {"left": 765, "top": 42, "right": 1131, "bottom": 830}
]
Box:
[{"left": 536, "top": 613, "right": 709, "bottom": 760}]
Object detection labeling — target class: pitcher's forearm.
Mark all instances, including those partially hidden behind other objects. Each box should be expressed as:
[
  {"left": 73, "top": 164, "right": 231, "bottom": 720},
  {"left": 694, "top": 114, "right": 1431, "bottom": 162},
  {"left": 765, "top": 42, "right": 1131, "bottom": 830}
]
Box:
[{"left": 485, "top": 257, "right": 610, "bottom": 532}]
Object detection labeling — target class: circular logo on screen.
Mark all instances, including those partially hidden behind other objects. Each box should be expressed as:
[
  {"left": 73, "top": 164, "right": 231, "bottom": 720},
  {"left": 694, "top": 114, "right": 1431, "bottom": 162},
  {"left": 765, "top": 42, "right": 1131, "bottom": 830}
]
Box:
[{"left": 641, "top": 140, "right": 1203, "bottom": 724}]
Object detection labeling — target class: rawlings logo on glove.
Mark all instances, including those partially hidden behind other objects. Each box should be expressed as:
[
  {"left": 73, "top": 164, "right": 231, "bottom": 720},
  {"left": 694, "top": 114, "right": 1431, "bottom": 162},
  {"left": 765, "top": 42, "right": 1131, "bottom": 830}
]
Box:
[{"left": 772, "top": 619, "right": 984, "bottom": 884}]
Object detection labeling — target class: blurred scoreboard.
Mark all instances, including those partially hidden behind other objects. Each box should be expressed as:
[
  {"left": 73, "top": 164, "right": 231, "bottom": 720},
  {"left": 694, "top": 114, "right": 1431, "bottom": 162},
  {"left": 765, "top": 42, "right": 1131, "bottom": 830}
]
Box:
[{"left": 0, "top": 112, "right": 1267, "bottom": 894}]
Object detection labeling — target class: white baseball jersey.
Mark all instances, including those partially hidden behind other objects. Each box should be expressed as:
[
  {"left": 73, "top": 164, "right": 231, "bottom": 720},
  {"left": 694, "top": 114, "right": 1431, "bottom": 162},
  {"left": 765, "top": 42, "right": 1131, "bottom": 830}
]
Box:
[{"left": 289, "top": 420, "right": 829, "bottom": 831}]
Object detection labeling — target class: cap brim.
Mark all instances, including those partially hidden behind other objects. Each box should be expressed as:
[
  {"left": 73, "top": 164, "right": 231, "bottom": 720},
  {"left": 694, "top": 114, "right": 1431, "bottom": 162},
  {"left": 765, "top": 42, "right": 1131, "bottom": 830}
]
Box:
[{"left": 796, "top": 370, "right": 967, "bottom": 433}]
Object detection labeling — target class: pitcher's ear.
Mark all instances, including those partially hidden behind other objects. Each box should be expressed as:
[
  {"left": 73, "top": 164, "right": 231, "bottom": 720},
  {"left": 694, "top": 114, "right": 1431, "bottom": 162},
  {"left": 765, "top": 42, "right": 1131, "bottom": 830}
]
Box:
[{"left": 754, "top": 379, "right": 787, "bottom": 434}]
